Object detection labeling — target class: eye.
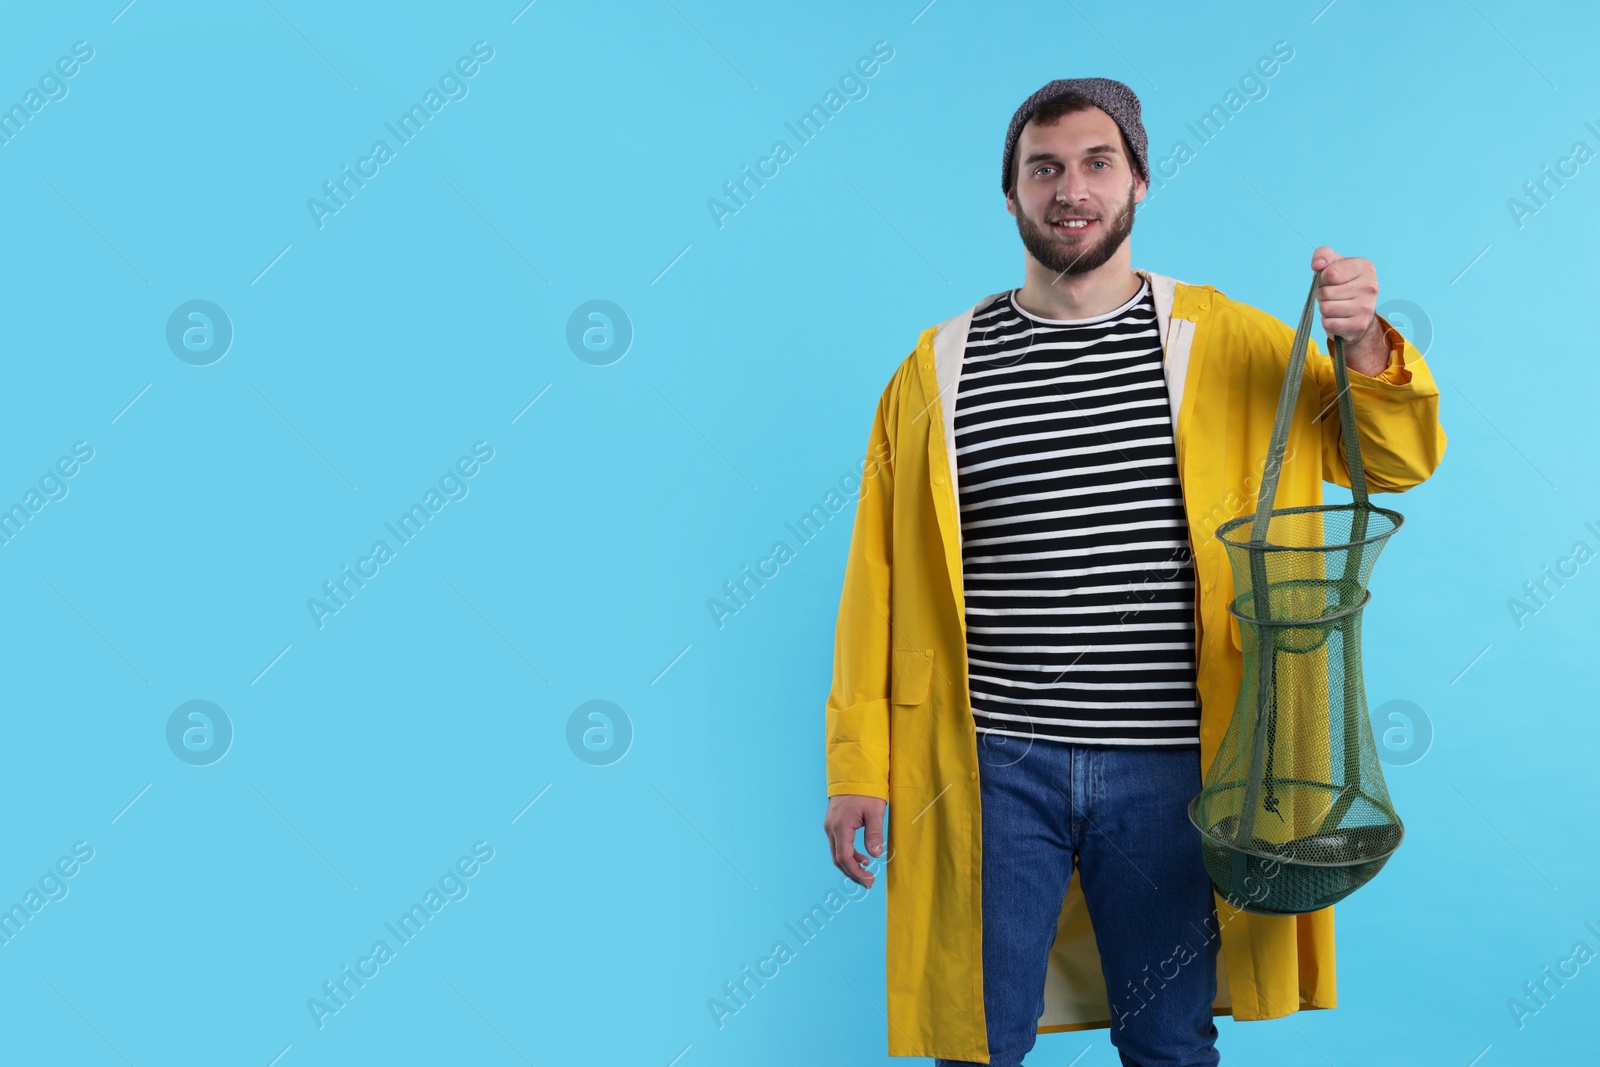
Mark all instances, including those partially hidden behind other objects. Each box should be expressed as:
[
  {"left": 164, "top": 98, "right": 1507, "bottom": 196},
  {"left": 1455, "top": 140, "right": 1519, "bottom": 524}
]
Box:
[
  {"left": 1035, "top": 165, "right": 1057, "bottom": 177},
  {"left": 1090, "top": 160, "right": 1109, "bottom": 170}
]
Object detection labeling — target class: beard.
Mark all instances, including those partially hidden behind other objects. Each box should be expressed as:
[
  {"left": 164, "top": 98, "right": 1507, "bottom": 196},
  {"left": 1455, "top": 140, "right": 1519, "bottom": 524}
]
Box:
[{"left": 1014, "top": 179, "right": 1138, "bottom": 277}]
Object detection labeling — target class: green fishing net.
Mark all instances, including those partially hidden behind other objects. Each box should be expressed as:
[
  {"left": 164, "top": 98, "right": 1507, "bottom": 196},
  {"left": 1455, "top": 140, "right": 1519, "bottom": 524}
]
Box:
[{"left": 1187, "top": 269, "right": 1407, "bottom": 916}]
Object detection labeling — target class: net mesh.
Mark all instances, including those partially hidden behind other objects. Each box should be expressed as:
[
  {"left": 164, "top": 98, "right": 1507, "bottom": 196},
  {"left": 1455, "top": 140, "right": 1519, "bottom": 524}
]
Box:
[{"left": 1188, "top": 502, "right": 1405, "bottom": 914}]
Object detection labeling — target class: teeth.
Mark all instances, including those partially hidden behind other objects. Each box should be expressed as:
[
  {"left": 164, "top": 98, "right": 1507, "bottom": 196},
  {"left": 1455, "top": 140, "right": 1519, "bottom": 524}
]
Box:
[{"left": 1056, "top": 220, "right": 1090, "bottom": 228}]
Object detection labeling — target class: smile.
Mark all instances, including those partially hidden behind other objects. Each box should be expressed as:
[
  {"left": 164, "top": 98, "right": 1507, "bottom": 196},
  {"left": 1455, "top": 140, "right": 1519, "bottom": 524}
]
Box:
[{"left": 1051, "top": 218, "right": 1095, "bottom": 236}]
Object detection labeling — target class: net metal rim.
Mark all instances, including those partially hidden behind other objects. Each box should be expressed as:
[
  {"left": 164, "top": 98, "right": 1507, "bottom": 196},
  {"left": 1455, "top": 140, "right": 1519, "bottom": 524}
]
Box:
[
  {"left": 1226, "top": 586, "right": 1372, "bottom": 628},
  {"left": 1215, "top": 501, "right": 1406, "bottom": 552},
  {"left": 1186, "top": 793, "right": 1406, "bottom": 869},
  {"left": 1194, "top": 821, "right": 1407, "bottom": 871}
]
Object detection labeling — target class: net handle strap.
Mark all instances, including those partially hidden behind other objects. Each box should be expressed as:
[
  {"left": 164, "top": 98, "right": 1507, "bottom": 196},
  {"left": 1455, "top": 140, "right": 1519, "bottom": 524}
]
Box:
[{"left": 1247, "top": 268, "right": 1370, "bottom": 544}]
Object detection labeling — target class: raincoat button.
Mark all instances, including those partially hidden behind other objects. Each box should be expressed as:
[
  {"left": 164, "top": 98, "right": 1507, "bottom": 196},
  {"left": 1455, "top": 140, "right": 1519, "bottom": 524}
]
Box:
[
  {"left": 923, "top": 362, "right": 932, "bottom": 370},
  {"left": 969, "top": 771, "right": 978, "bottom": 780},
  {"left": 924, "top": 648, "right": 933, "bottom": 656},
  {"left": 934, "top": 475, "right": 943, "bottom": 485}
]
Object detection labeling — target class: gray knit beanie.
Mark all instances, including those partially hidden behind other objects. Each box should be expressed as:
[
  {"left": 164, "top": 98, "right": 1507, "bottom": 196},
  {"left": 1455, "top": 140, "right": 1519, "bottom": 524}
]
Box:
[{"left": 1002, "top": 77, "right": 1149, "bottom": 194}]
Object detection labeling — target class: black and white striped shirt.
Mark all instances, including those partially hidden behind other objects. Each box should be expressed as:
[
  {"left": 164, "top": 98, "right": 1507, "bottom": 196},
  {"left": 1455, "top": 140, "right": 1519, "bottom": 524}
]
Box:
[{"left": 954, "top": 278, "right": 1200, "bottom": 747}]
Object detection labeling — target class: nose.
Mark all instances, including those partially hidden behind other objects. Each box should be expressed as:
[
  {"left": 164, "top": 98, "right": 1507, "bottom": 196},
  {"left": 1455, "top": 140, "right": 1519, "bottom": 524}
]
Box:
[{"left": 1055, "top": 166, "right": 1092, "bottom": 207}]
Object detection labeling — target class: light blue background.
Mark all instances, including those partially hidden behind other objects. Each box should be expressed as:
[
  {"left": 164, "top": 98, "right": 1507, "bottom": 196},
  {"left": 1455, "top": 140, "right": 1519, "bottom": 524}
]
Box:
[{"left": 0, "top": 0, "right": 1595, "bottom": 1064}]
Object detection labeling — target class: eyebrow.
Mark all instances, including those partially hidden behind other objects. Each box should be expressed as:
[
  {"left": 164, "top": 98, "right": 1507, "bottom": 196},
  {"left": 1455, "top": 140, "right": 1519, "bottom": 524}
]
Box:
[{"left": 1022, "top": 144, "right": 1121, "bottom": 165}]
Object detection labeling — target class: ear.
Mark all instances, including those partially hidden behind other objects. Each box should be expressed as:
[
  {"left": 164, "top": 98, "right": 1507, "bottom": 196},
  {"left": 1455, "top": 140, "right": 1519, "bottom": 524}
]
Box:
[{"left": 1004, "top": 188, "right": 1018, "bottom": 218}]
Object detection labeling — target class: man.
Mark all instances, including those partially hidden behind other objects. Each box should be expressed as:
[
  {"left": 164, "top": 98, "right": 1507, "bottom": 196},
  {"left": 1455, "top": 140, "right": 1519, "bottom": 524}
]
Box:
[{"left": 820, "top": 78, "right": 1446, "bottom": 1066}]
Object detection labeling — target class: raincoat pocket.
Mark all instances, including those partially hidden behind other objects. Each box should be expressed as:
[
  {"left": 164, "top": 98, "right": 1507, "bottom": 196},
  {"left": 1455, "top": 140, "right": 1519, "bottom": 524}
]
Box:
[{"left": 890, "top": 648, "right": 934, "bottom": 705}]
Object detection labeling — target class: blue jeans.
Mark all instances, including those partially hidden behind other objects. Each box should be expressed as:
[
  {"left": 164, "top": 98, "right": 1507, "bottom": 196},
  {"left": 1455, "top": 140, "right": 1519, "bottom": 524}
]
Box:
[{"left": 936, "top": 738, "right": 1222, "bottom": 1067}]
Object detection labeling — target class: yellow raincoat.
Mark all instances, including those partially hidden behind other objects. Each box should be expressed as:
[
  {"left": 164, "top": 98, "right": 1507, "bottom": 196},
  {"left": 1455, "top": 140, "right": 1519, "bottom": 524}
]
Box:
[{"left": 824, "top": 268, "right": 1446, "bottom": 1061}]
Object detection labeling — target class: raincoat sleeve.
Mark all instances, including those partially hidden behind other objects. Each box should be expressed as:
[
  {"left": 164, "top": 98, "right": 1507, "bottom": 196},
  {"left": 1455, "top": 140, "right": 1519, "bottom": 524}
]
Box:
[
  {"left": 1310, "top": 312, "right": 1446, "bottom": 492},
  {"left": 824, "top": 380, "right": 897, "bottom": 801}
]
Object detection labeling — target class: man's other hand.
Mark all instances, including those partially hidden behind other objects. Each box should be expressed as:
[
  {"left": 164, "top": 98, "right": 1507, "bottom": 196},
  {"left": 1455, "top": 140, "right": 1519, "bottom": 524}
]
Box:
[{"left": 824, "top": 794, "right": 888, "bottom": 888}]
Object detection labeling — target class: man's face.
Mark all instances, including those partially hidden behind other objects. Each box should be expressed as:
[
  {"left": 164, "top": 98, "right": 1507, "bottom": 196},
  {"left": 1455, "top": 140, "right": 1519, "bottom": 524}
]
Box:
[{"left": 1006, "top": 107, "right": 1146, "bottom": 277}]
